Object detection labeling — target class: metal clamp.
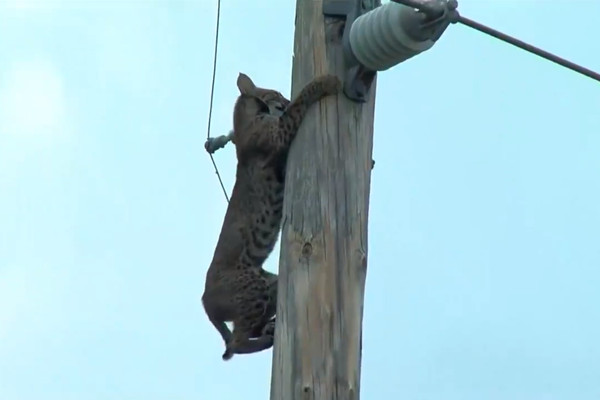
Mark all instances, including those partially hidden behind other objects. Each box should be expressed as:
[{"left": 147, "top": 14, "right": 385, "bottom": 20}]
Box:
[
  {"left": 393, "top": 0, "right": 459, "bottom": 41},
  {"left": 323, "top": 0, "right": 379, "bottom": 102}
]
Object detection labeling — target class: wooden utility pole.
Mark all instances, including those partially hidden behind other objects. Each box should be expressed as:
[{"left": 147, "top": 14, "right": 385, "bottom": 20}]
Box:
[{"left": 270, "top": 0, "right": 379, "bottom": 399}]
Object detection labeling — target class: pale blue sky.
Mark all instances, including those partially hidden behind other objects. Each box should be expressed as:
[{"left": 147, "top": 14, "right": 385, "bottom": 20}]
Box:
[{"left": 1, "top": 0, "right": 599, "bottom": 399}]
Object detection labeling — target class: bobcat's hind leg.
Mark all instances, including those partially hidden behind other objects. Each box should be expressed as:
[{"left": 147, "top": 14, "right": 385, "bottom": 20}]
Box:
[
  {"left": 222, "top": 324, "right": 274, "bottom": 361},
  {"left": 201, "top": 289, "right": 235, "bottom": 346},
  {"left": 222, "top": 277, "right": 277, "bottom": 361},
  {"left": 249, "top": 316, "right": 276, "bottom": 338},
  {"left": 247, "top": 270, "right": 277, "bottom": 338}
]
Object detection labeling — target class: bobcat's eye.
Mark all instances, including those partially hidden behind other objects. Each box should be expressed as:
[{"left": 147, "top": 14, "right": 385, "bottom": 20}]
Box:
[{"left": 276, "top": 99, "right": 288, "bottom": 111}]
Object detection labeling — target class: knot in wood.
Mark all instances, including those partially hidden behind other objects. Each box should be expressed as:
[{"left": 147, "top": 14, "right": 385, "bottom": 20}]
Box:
[
  {"left": 302, "top": 385, "right": 312, "bottom": 400},
  {"left": 301, "top": 242, "right": 313, "bottom": 258}
]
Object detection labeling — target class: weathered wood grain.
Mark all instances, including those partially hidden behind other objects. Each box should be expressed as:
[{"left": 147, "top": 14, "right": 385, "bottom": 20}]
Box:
[{"left": 270, "top": 1, "right": 378, "bottom": 399}]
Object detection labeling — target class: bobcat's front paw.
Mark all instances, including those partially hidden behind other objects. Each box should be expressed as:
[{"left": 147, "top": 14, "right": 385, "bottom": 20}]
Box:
[{"left": 318, "top": 74, "right": 342, "bottom": 95}]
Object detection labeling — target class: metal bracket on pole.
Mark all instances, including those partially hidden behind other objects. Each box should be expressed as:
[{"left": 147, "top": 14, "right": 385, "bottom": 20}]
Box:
[{"left": 323, "top": 0, "right": 377, "bottom": 102}]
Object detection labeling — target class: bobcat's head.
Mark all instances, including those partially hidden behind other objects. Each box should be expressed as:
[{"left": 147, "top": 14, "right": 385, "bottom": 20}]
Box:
[{"left": 232, "top": 73, "right": 289, "bottom": 136}]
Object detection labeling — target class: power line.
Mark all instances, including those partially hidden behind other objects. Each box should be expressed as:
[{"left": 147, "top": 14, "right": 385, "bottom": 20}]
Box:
[
  {"left": 205, "top": 0, "right": 230, "bottom": 203},
  {"left": 456, "top": 15, "right": 600, "bottom": 83},
  {"left": 392, "top": 0, "right": 600, "bottom": 83}
]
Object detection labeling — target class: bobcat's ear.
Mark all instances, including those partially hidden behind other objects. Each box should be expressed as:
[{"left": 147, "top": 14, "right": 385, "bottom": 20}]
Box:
[{"left": 237, "top": 73, "right": 256, "bottom": 95}]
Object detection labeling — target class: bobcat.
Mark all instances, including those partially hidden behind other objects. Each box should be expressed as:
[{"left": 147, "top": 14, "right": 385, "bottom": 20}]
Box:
[{"left": 202, "top": 72, "right": 341, "bottom": 360}]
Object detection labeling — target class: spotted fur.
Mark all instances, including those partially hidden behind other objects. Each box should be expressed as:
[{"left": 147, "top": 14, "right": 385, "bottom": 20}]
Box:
[{"left": 202, "top": 72, "right": 341, "bottom": 360}]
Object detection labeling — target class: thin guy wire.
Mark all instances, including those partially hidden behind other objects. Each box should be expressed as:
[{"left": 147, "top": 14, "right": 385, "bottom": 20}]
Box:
[
  {"left": 457, "top": 15, "right": 600, "bottom": 83},
  {"left": 206, "top": 0, "right": 230, "bottom": 203}
]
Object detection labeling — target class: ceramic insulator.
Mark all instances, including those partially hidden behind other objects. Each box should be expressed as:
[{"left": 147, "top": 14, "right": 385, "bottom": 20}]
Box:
[{"left": 349, "top": 2, "right": 436, "bottom": 71}]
